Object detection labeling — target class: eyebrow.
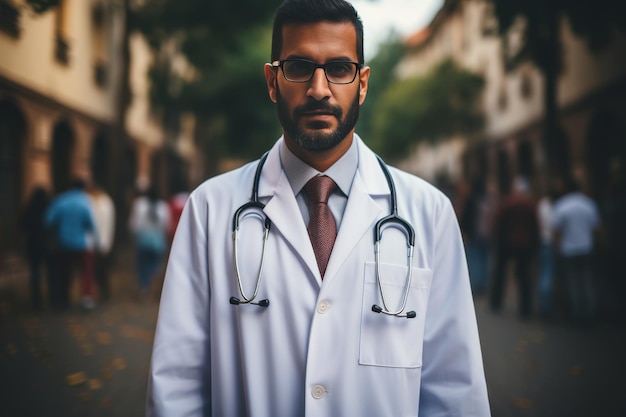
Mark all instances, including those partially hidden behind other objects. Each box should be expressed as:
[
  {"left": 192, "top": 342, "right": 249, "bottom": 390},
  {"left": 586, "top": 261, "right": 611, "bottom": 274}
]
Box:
[{"left": 283, "top": 55, "right": 357, "bottom": 63}]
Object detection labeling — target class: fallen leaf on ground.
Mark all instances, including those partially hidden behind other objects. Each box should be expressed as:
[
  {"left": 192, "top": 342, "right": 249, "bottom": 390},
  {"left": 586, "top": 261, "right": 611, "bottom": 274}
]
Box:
[
  {"left": 77, "top": 391, "right": 93, "bottom": 402},
  {"left": 512, "top": 398, "right": 532, "bottom": 409},
  {"left": 66, "top": 372, "right": 88, "bottom": 386},
  {"left": 113, "top": 357, "right": 127, "bottom": 370},
  {"left": 97, "top": 332, "right": 112, "bottom": 345},
  {"left": 88, "top": 378, "right": 102, "bottom": 390}
]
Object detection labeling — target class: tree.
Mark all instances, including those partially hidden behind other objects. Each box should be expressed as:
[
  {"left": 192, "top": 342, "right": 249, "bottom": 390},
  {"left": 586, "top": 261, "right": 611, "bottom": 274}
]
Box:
[
  {"left": 24, "top": 0, "right": 59, "bottom": 13},
  {"left": 133, "top": 0, "right": 283, "bottom": 168},
  {"left": 358, "top": 33, "right": 407, "bottom": 143},
  {"left": 370, "top": 59, "right": 484, "bottom": 160},
  {"left": 489, "top": 0, "right": 626, "bottom": 178}
]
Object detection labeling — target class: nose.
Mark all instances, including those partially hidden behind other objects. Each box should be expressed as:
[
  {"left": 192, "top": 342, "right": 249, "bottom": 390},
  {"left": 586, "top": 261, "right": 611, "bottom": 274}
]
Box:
[{"left": 306, "top": 67, "right": 332, "bottom": 101}]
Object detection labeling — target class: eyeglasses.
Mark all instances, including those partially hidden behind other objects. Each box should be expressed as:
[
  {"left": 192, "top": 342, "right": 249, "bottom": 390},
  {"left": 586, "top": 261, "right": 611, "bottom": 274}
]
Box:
[{"left": 271, "top": 59, "right": 362, "bottom": 84}]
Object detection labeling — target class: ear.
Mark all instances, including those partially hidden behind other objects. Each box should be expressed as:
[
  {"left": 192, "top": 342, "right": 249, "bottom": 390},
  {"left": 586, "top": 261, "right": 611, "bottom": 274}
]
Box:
[
  {"left": 358, "top": 65, "right": 370, "bottom": 105},
  {"left": 264, "top": 63, "right": 278, "bottom": 103}
]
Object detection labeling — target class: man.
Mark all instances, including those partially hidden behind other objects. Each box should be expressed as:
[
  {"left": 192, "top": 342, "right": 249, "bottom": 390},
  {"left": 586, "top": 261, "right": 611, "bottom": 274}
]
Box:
[
  {"left": 88, "top": 183, "right": 116, "bottom": 301},
  {"left": 45, "top": 178, "right": 98, "bottom": 310},
  {"left": 489, "top": 176, "right": 540, "bottom": 319},
  {"left": 551, "top": 177, "right": 600, "bottom": 322},
  {"left": 147, "top": 1, "right": 490, "bottom": 415}
]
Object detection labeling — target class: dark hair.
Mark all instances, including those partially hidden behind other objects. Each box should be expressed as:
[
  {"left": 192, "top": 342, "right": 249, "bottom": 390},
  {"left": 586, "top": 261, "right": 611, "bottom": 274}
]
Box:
[
  {"left": 70, "top": 177, "right": 86, "bottom": 190},
  {"left": 271, "top": 0, "right": 364, "bottom": 65},
  {"left": 565, "top": 176, "right": 581, "bottom": 193}
]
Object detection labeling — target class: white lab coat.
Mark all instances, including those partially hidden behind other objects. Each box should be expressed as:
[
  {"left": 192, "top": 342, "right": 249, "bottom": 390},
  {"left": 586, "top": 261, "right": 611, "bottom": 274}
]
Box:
[{"left": 147, "top": 136, "right": 490, "bottom": 417}]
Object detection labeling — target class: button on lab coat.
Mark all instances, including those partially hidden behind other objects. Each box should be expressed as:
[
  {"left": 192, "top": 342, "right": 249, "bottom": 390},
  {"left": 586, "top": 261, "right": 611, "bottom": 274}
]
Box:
[{"left": 147, "top": 136, "right": 490, "bottom": 416}]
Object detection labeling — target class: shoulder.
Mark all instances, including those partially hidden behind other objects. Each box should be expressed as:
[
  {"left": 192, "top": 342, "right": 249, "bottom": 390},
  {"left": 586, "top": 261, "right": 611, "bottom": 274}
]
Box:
[
  {"left": 188, "top": 160, "right": 260, "bottom": 205},
  {"left": 388, "top": 165, "right": 452, "bottom": 208}
]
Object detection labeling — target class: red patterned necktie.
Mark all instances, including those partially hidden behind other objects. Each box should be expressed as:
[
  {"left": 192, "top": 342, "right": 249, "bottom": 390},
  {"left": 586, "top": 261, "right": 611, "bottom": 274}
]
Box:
[{"left": 304, "top": 176, "right": 337, "bottom": 278}]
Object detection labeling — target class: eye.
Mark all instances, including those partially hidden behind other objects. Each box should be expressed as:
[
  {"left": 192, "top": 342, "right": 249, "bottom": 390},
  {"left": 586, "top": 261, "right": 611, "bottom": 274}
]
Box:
[
  {"left": 325, "top": 62, "right": 353, "bottom": 77},
  {"left": 284, "top": 60, "right": 314, "bottom": 78}
]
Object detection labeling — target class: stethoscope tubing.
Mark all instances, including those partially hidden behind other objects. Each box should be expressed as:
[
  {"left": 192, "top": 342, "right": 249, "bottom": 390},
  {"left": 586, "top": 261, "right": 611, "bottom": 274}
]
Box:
[{"left": 230, "top": 151, "right": 417, "bottom": 318}]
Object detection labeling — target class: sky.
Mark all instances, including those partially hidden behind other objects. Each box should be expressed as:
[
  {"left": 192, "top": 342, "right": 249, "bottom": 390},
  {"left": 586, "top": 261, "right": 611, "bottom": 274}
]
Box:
[{"left": 351, "top": 0, "right": 444, "bottom": 60}]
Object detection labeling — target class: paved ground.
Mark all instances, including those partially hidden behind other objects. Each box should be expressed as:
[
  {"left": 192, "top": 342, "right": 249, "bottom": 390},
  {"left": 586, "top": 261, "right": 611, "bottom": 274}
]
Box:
[{"left": 1, "top": 249, "right": 625, "bottom": 416}]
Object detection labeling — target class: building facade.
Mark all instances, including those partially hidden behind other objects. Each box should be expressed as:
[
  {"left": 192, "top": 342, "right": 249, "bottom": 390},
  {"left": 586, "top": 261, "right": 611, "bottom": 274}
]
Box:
[
  {"left": 396, "top": 0, "right": 626, "bottom": 199},
  {"left": 0, "top": 0, "right": 129, "bottom": 255},
  {"left": 0, "top": 0, "right": 203, "bottom": 259}
]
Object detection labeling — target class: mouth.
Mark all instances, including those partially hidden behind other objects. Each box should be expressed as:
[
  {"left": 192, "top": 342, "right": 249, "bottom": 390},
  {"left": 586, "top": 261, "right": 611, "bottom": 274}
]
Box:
[{"left": 302, "top": 111, "right": 334, "bottom": 119}]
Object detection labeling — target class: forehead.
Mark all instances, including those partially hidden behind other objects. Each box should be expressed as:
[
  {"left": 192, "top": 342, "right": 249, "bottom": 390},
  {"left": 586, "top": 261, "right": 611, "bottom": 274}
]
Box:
[{"left": 280, "top": 21, "right": 358, "bottom": 61}]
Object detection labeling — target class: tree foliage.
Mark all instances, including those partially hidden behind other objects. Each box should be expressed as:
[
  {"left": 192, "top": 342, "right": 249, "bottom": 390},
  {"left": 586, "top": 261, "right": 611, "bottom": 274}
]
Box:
[
  {"left": 358, "top": 33, "right": 407, "bottom": 142},
  {"left": 24, "top": 0, "right": 60, "bottom": 14},
  {"left": 492, "top": 0, "right": 626, "bottom": 67},
  {"left": 489, "top": 0, "right": 626, "bottom": 176},
  {"left": 133, "top": 0, "right": 283, "bottom": 161},
  {"left": 369, "top": 59, "right": 484, "bottom": 160}
]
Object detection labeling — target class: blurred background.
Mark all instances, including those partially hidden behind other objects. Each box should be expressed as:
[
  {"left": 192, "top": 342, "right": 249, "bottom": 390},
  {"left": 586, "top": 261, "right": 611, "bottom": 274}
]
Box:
[{"left": 1, "top": 0, "right": 625, "bottom": 416}]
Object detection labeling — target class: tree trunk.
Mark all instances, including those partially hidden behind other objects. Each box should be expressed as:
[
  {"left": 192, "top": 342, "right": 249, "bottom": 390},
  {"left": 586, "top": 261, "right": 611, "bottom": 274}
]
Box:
[{"left": 540, "top": 4, "right": 570, "bottom": 181}]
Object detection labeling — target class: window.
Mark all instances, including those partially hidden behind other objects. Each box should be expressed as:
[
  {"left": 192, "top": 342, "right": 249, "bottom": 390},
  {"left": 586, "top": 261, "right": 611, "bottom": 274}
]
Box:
[
  {"left": 520, "top": 72, "right": 533, "bottom": 100},
  {"left": 0, "top": 0, "right": 21, "bottom": 38},
  {"left": 91, "top": 2, "right": 108, "bottom": 87},
  {"left": 54, "top": 0, "right": 70, "bottom": 65}
]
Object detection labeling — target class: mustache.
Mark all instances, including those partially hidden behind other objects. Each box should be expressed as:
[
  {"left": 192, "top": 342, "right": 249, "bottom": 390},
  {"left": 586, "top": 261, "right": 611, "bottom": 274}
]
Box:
[{"left": 294, "top": 101, "right": 342, "bottom": 118}]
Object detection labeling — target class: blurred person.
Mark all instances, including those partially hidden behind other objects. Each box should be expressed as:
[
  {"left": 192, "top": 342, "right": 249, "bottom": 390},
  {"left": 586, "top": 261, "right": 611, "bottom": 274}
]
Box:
[
  {"left": 20, "top": 186, "right": 52, "bottom": 310},
  {"left": 128, "top": 186, "right": 170, "bottom": 298},
  {"left": 536, "top": 183, "right": 560, "bottom": 319},
  {"left": 460, "top": 176, "right": 496, "bottom": 296},
  {"left": 167, "top": 181, "right": 189, "bottom": 244},
  {"left": 489, "top": 176, "right": 540, "bottom": 319},
  {"left": 45, "top": 178, "right": 98, "bottom": 310},
  {"left": 552, "top": 176, "right": 601, "bottom": 323},
  {"left": 601, "top": 161, "right": 626, "bottom": 320},
  {"left": 147, "top": 1, "right": 490, "bottom": 415},
  {"left": 88, "top": 183, "right": 116, "bottom": 301}
]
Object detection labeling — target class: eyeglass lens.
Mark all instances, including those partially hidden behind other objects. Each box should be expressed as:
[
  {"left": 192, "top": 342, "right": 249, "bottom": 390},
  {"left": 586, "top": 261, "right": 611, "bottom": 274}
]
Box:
[{"left": 282, "top": 60, "right": 358, "bottom": 84}]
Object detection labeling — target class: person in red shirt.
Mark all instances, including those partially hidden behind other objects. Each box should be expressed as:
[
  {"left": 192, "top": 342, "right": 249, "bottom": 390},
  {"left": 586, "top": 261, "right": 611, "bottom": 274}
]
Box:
[
  {"left": 168, "top": 187, "right": 189, "bottom": 244},
  {"left": 489, "top": 176, "right": 540, "bottom": 319}
]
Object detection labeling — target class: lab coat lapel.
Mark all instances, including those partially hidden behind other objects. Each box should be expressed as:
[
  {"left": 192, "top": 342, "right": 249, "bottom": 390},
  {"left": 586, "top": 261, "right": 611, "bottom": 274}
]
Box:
[
  {"left": 323, "top": 139, "right": 390, "bottom": 284},
  {"left": 259, "top": 142, "right": 320, "bottom": 282}
]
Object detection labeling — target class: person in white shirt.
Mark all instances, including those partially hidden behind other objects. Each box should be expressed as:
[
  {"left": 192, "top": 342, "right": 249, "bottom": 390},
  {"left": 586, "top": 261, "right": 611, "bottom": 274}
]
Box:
[
  {"left": 129, "top": 187, "right": 170, "bottom": 297},
  {"left": 89, "top": 184, "right": 116, "bottom": 301},
  {"left": 552, "top": 177, "right": 601, "bottom": 322}
]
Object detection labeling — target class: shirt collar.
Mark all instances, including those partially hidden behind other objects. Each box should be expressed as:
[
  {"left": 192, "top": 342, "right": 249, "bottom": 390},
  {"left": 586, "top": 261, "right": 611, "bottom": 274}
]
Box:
[{"left": 279, "top": 136, "right": 359, "bottom": 197}]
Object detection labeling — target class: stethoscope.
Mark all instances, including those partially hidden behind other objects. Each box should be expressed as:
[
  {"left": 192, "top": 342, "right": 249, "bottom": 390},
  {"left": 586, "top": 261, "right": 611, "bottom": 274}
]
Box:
[{"left": 230, "top": 152, "right": 417, "bottom": 319}]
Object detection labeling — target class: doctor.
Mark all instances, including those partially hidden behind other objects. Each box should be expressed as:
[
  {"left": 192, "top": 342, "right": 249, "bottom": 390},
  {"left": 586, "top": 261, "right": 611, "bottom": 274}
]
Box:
[{"left": 147, "top": 0, "right": 491, "bottom": 415}]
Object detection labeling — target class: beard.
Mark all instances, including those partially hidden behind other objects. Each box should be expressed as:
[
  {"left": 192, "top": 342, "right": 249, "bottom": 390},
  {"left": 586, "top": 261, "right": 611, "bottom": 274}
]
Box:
[{"left": 276, "top": 86, "right": 360, "bottom": 152}]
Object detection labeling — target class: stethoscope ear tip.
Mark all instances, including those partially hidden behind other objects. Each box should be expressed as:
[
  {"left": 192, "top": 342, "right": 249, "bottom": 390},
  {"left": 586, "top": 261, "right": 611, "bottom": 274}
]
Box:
[{"left": 230, "top": 297, "right": 241, "bottom": 305}]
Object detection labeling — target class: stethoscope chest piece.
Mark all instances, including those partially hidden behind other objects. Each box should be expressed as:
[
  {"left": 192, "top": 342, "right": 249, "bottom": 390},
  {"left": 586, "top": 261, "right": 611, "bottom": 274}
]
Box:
[{"left": 229, "top": 152, "right": 417, "bottom": 319}]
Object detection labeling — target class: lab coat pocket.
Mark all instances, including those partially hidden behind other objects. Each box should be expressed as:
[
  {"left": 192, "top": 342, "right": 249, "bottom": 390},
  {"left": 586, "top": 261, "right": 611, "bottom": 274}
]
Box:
[{"left": 359, "top": 262, "right": 432, "bottom": 368}]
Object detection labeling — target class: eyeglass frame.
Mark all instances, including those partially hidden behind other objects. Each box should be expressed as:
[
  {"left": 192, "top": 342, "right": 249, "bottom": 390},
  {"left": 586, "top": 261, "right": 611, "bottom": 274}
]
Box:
[{"left": 271, "top": 58, "right": 363, "bottom": 85}]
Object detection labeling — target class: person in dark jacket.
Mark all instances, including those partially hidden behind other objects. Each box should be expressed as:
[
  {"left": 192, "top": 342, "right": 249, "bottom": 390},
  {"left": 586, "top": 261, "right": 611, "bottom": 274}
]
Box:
[
  {"left": 489, "top": 176, "right": 540, "bottom": 319},
  {"left": 21, "top": 186, "right": 52, "bottom": 310}
]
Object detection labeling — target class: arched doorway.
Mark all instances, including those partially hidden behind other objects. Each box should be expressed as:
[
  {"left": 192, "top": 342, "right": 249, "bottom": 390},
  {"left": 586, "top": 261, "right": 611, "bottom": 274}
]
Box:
[
  {"left": 496, "top": 148, "right": 511, "bottom": 195},
  {"left": 517, "top": 140, "right": 534, "bottom": 180},
  {"left": 91, "top": 129, "right": 109, "bottom": 189},
  {"left": 51, "top": 120, "right": 75, "bottom": 194},
  {"left": 0, "top": 99, "right": 26, "bottom": 253},
  {"left": 586, "top": 110, "right": 625, "bottom": 200}
]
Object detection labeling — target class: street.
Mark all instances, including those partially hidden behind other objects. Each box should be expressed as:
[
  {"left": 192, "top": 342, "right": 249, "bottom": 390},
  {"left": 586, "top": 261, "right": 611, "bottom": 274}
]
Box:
[{"left": 1, "top": 250, "right": 625, "bottom": 417}]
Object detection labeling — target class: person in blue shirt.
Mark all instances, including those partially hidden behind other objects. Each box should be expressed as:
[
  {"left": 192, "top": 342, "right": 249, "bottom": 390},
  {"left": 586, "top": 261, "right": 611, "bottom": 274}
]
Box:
[{"left": 45, "top": 178, "right": 98, "bottom": 310}]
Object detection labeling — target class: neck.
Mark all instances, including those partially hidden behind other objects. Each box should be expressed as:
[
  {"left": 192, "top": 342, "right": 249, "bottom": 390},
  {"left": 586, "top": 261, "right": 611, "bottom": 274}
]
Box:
[{"left": 284, "top": 132, "right": 354, "bottom": 172}]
